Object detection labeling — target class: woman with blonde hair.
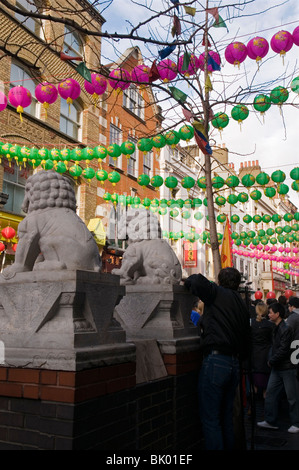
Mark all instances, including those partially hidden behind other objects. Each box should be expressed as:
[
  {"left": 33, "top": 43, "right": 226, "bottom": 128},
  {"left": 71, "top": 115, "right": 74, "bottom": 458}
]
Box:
[{"left": 251, "top": 301, "right": 275, "bottom": 397}]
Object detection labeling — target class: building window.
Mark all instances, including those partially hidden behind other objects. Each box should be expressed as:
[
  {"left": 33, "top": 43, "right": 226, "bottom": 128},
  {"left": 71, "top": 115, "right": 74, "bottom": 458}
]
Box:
[
  {"left": 2, "top": 158, "right": 32, "bottom": 215},
  {"left": 10, "top": 63, "right": 39, "bottom": 118},
  {"left": 109, "top": 124, "right": 122, "bottom": 167},
  {"left": 127, "top": 138, "right": 137, "bottom": 177},
  {"left": 123, "top": 85, "right": 144, "bottom": 120},
  {"left": 60, "top": 99, "right": 82, "bottom": 140},
  {"left": 143, "top": 151, "right": 152, "bottom": 176},
  {"left": 63, "top": 26, "right": 83, "bottom": 59},
  {"left": 15, "top": 0, "right": 41, "bottom": 36}
]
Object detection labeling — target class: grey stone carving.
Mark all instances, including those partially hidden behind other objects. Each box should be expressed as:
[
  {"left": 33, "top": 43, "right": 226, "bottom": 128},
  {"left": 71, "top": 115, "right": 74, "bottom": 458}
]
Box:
[
  {"left": 112, "top": 208, "right": 182, "bottom": 285},
  {"left": 2, "top": 170, "right": 101, "bottom": 278}
]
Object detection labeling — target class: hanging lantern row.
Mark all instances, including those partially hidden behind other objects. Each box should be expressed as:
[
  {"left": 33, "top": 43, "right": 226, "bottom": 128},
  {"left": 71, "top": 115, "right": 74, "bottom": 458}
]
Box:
[
  {"left": 225, "top": 27, "right": 299, "bottom": 68},
  {"left": 161, "top": 229, "right": 224, "bottom": 244},
  {"left": 232, "top": 249, "right": 299, "bottom": 271}
]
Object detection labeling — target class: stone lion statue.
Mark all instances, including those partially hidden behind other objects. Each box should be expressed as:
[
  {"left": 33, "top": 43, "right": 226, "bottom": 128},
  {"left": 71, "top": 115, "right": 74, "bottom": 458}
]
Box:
[
  {"left": 111, "top": 208, "right": 182, "bottom": 285},
  {"left": 2, "top": 170, "right": 101, "bottom": 278}
]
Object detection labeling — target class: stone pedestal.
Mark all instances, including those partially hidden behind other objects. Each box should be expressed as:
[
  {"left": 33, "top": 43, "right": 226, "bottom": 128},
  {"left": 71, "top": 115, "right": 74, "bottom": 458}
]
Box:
[
  {"left": 0, "top": 270, "right": 135, "bottom": 371},
  {"left": 114, "top": 284, "right": 200, "bottom": 380}
]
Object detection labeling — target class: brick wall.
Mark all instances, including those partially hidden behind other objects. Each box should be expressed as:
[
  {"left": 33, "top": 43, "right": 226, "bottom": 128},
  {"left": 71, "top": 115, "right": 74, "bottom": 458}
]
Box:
[{"left": 0, "top": 353, "right": 203, "bottom": 450}]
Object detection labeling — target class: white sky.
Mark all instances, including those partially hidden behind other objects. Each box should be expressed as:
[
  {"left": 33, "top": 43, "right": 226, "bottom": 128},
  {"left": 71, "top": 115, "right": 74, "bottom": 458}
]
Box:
[{"left": 99, "top": 0, "right": 299, "bottom": 208}]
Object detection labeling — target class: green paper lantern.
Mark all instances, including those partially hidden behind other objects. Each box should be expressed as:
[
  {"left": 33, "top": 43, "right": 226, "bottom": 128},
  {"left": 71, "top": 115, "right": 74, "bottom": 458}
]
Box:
[
  {"left": 152, "top": 134, "right": 166, "bottom": 150},
  {"left": 227, "top": 194, "right": 238, "bottom": 205},
  {"left": 238, "top": 192, "right": 249, "bottom": 203},
  {"left": 49, "top": 148, "right": 61, "bottom": 162},
  {"left": 291, "top": 76, "right": 299, "bottom": 94},
  {"left": 231, "top": 214, "right": 240, "bottom": 224},
  {"left": 197, "top": 176, "right": 207, "bottom": 189},
  {"left": 243, "top": 238, "right": 251, "bottom": 246},
  {"left": 19, "top": 145, "right": 30, "bottom": 162},
  {"left": 60, "top": 148, "right": 71, "bottom": 163},
  {"left": 275, "top": 226, "right": 283, "bottom": 234},
  {"left": 132, "top": 196, "right": 141, "bottom": 205},
  {"left": 231, "top": 232, "right": 239, "bottom": 240},
  {"left": 150, "top": 175, "right": 163, "bottom": 189},
  {"left": 181, "top": 210, "right": 191, "bottom": 219},
  {"left": 286, "top": 234, "right": 294, "bottom": 242},
  {"left": 253, "top": 215, "right": 262, "bottom": 224},
  {"left": 194, "top": 212, "right": 204, "bottom": 221},
  {"left": 164, "top": 130, "right": 180, "bottom": 147},
  {"left": 212, "top": 112, "right": 229, "bottom": 130},
  {"left": 43, "top": 159, "right": 54, "bottom": 170},
  {"left": 192, "top": 198, "right": 202, "bottom": 208},
  {"left": 215, "top": 196, "right": 226, "bottom": 206},
  {"left": 253, "top": 94, "right": 271, "bottom": 114},
  {"left": 55, "top": 161, "right": 67, "bottom": 174},
  {"left": 120, "top": 141, "right": 135, "bottom": 158},
  {"left": 159, "top": 207, "right": 168, "bottom": 216},
  {"left": 258, "top": 229, "right": 266, "bottom": 237},
  {"left": 103, "top": 192, "right": 111, "bottom": 203},
  {"left": 142, "top": 197, "right": 151, "bottom": 208},
  {"left": 108, "top": 171, "right": 121, "bottom": 186},
  {"left": 294, "top": 233, "right": 299, "bottom": 241},
  {"left": 277, "top": 183, "right": 289, "bottom": 195},
  {"left": 212, "top": 176, "right": 225, "bottom": 189},
  {"left": 248, "top": 230, "right": 256, "bottom": 239},
  {"left": 107, "top": 143, "right": 121, "bottom": 160},
  {"left": 94, "top": 145, "right": 107, "bottom": 161},
  {"left": 231, "top": 104, "right": 249, "bottom": 123},
  {"left": 243, "top": 214, "right": 252, "bottom": 224},
  {"left": 260, "top": 237, "right": 268, "bottom": 245},
  {"left": 81, "top": 147, "right": 94, "bottom": 162},
  {"left": 250, "top": 189, "right": 262, "bottom": 201},
  {"left": 217, "top": 214, "right": 227, "bottom": 223},
  {"left": 272, "top": 214, "right": 281, "bottom": 224},
  {"left": 71, "top": 147, "right": 83, "bottom": 163},
  {"left": 266, "top": 228, "right": 275, "bottom": 236},
  {"left": 170, "top": 208, "right": 179, "bottom": 218},
  {"left": 292, "top": 181, "right": 299, "bottom": 192},
  {"left": 262, "top": 214, "right": 271, "bottom": 223},
  {"left": 137, "top": 174, "right": 150, "bottom": 187},
  {"left": 181, "top": 176, "right": 195, "bottom": 191},
  {"left": 294, "top": 212, "right": 299, "bottom": 221},
  {"left": 235, "top": 239, "right": 242, "bottom": 246},
  {"left": 271, "top": 170, "right": 285, "bottom": 183},
  {"left": 241, "top": 174, "right": 255, "bottom": 188},
  {"left": 151, "top": 198, "right": 159, "bottom": 208},
  {"left": 69, "top": 164, "right": 82, "bottom": 178},
  {"left": 283, "top": 225, "right": 292, "bottom": 233},
  {"left": 82, "top": 167, "right": 95, "bottom": 180},
  {"left": 256, "top": 172, "right": 270, "bottom": 186},
  {"left": 178, "top": 124, "right": 194, "bottom": 141},
  {"left": 226, "top": 175, "right": 239, "bottom": 188},
  {"left": 165, "top": 176, "right": 178, "bottom": 189},
  {"left": 96, "top": 169, "right": 108, "bottom": 184},
  {"left": 176, "top": 199, "right": 184, "bottom": 208},
  {"left": 292, "top": 223, "right": 299, "bottom": 231},
  {"left": 118, "top": 195, "right": 127, "bottom": 207},
  {"left": 290, "top": 167, "right": 299, "bottom": 181},
  {"left": 183, "top": 199, "right": 192, "bottom": 208},
  {"left": 240, "top": 231, "right": 248, "bottom": 239},
  {"left": 203, "top": 198, "right": 208, "bottom": 207},
  {"left": 278, "top": 235, "right": 286, "bottom": 243},
  {"left": 251, "top": 238, "right": 259, "bottom": 246},
  {"left": 159, "top": 198, "right": 168, "bottom": 208},
  {"left": 270, "top": 86, "right": 289, "bottom": 105},
  {"left": 264, "top": 187, "right": 276, "bottom": 198},
  {"left": 110, "top": 193, "right": 119, "bottom": 205},
  {"left": 283, "top": 213, "right": 293, "bottom": 222},
  {"left": 137, "top": 138, "right": 153, "bottom": 153},
  {"left": 270, "top": 237, "right": 277, "bottom": 245}
]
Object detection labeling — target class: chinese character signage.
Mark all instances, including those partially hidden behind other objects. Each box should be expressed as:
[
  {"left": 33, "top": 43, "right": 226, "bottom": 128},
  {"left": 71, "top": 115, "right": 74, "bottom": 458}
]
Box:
[{"left": 183, "top": 241, "right": 197, "bottom": 268}]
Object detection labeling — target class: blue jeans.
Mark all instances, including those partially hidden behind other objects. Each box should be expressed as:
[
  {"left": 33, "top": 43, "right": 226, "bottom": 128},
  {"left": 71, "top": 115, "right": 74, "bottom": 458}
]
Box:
[
  {"left": 198, "top": 353, "right": 240, "bottom": 450},
  {"left": 264, "top": 368, "right": 299, "bottom": 427}
]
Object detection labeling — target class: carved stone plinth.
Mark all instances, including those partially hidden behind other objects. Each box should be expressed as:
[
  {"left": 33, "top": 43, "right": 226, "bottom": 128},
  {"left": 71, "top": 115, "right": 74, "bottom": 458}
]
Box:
[
  {"left": 114, "top": 284, "right": 199, "bottom": 341},
  {"left": 0, "top": 270, "right": 135, "bottom": 371}
]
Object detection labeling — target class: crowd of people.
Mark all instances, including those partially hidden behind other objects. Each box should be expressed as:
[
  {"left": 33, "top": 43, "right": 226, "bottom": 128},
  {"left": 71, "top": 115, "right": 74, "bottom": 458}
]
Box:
[{"left": 184, "top": 268, "right": 299, "bottom": 450}]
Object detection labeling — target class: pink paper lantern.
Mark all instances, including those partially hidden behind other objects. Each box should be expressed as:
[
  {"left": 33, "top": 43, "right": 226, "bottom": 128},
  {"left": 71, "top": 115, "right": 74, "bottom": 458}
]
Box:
[
  {"left": 278, "top": 246, "right": 284, "bottom": 252},
  {"left": 225, "top": 42, "right": 248, "bottom": 67},
  {"left": 270, "top": 30, "right": 293, "bottom": 61},
  {"left": 285, "top": 247, "right": 291, "bottom": 253},
  {"left": 247, "top": 36, "right": 269, "bottom": 66},
  {"left": 293, "top": 247, "right": 299, "bottom": 253},
  {"left": 0, "top": 91, "right": 7, "bottom": 112},
  {"left": 264, "top": 245, "right": 270, "bottom": 251},
  {"left": 8, "top": 86, "right": 32, "bottom": 122},
  {"left": 157, "top": 59, "right": 177, "bottom": 83},
  {"left": 108, "top": 68, "right": 131, "bottom": 92},
  {"left": 178, "top": 53, "right": 200, "bottom": 77},
  {"left": 131, "top": 64, "right": 150, "bottom": 86},
  {"left": 198, "top": 51, "right": 221, "bottom": 73},
  {"left": 35, "top": 82, "right": 58, "bottom": 118},
  {"left": 293, "top": 26, "right": 299, "bottom": 46},
  {"left": 84, "top": 73, "right": 107, "bottom": 97},
  {"left": 58, "top": 78, "right": 81, "bottom": 107}
]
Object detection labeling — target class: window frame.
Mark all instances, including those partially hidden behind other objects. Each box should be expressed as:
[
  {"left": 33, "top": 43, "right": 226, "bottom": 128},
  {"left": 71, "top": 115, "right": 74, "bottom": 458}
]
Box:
[
  {"left": 2, "top": 157, "right": 32, "bottom": 215},
  {"left": 109, "top": 124, "right": 122, "bottom": 169},
  {"left": 123, "top": 85, "right": 144, "bottom": 120},
  {"left": 143, "top": 150, "right": 152, "bottom": 177},
  {"left": 10, "top": 62, "right": 39, "bottom": 119},
  {"left": 59, "top": 98, "right": 82, "bottom": 140},
  {"left": 63, "top": 25, "right": 84, "bottom": 59},
  {"left": 127, "top": 137, "right": 138, "bottom": 178},
  {"left": 15, "top": 0, "right": 42, "bottom": 37}
]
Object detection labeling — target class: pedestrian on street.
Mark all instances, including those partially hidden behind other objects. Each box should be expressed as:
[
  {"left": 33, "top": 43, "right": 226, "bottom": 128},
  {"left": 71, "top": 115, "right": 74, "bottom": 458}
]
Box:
[
  {"left": 250, "top": 301, "right": 274, "bottom": 398},
  {"left": 257, "top": 302, "right": 299, "bottom": 434},
  {"left": 184, "top": 267, "right": 251, "bottom": 450},
  {"left": 286, "top": 296, "right": 299, "bottom": 341}
]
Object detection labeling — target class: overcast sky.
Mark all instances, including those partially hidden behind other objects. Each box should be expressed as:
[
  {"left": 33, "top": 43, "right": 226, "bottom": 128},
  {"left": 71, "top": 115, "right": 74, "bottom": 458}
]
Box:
[{"left": 100, "top": 0, "right": 299, "bottom": 208}]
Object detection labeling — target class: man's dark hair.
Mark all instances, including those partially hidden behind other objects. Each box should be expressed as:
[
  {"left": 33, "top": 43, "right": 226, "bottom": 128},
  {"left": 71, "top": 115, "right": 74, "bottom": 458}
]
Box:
[
  {"left": 218, "top": 267, "right": 241, "bottom": 290},
  {"left": 269, "top": 301, "right": 286, "bottom": 318},
  {"left": 266, "top": 298, "right": 276, "bottom": 306},
  {"left": 278, "top": 295, "right": 287, "bottom": 306},
  {"left": 288, "top": 296, "right": 299, "bottom": 309}
]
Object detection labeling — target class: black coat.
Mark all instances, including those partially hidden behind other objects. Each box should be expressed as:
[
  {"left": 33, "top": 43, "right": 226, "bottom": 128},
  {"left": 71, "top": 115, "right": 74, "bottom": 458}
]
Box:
[
  {"left": 269, "top": 319, "right": 295, "bottom": 371},
  {"left": 185, "top": 274, "right": 251, "bottom": 359},
  {"left": 251, "top": 318, "right": 274, "bottom": 374}
]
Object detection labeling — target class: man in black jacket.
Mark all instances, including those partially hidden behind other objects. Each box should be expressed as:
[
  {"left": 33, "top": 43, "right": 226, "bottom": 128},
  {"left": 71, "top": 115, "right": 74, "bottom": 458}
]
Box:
[
  {"left": 184, "top": 267, "right": 251, "bottom": 450},
  {"left": 257, "top": 302, "right": 299, "bottom": 433}
]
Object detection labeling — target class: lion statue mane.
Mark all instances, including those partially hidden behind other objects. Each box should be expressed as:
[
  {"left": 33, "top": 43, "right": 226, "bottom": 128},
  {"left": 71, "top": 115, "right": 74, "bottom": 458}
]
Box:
[
  {"left": 2, "top": 170, "right": 101, "bottom": 278},
  {"left": 112, "top": 208, "right": 182, "bottom": 285}
]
